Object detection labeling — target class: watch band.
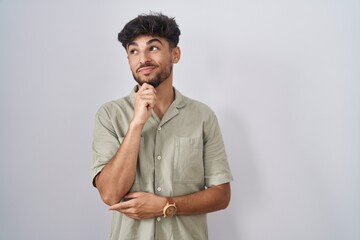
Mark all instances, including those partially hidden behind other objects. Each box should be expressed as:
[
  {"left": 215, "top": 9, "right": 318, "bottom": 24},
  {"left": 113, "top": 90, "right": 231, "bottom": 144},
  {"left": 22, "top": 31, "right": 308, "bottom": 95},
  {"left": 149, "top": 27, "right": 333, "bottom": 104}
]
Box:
[{"left": 166, "top": 197, "right": 175, "bottom": 204}]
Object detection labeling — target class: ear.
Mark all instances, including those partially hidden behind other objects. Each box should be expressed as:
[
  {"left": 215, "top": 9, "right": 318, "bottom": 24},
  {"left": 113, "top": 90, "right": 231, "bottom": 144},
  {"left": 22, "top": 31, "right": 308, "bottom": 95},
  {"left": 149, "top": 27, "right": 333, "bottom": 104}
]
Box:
[{"left": 172, "top": 46, "right": 181, "bottom": 64}]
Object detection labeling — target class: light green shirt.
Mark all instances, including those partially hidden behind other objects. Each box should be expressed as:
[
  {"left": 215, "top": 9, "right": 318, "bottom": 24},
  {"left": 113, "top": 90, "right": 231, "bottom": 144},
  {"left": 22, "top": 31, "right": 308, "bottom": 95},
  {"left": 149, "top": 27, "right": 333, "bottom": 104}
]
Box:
[{"left": 91, "top": 87, "right": 233, "bottom": 240}]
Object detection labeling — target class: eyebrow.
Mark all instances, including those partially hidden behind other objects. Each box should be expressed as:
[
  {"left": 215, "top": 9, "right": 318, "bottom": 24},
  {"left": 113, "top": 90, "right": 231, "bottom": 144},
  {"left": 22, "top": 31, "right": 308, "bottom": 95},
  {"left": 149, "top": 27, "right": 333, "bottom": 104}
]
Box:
[
  {"left": 127, "top": 38, "right": 164, "bottom": 49},
  {"left": 146, "top": 38, "right": 163, "bottom": 46}
]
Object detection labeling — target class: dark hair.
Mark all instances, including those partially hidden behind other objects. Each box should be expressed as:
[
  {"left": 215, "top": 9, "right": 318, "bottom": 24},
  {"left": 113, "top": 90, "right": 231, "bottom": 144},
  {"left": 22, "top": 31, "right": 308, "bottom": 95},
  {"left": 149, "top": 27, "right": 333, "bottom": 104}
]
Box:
[{"left": 118, "top": 12, "right": 181, "bottom": 49}]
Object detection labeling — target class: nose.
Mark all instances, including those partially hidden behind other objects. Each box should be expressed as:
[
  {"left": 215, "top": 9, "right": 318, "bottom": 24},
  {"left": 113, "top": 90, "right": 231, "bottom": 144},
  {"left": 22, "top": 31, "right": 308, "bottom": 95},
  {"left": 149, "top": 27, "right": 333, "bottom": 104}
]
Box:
[{"left": 139, "top": 51, "right": 151, "bottom": 65}]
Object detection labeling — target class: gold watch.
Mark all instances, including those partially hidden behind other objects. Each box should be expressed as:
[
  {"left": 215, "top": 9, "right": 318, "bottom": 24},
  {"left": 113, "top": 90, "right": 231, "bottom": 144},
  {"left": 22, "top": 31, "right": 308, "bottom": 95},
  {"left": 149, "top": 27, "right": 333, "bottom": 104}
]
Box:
[{"left": 163, "top": 197, "right": 177, "bottom": 218}]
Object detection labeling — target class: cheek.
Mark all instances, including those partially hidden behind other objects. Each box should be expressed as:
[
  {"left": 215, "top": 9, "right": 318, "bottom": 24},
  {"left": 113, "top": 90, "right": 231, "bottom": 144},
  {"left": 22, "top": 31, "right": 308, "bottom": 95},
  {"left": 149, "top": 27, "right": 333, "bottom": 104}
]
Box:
[
  {"left": 128, "top": 59, "right": 138, "bottom": 71},
  {"left": 156, "top": 55, "right": 172, "bottom": 66}
]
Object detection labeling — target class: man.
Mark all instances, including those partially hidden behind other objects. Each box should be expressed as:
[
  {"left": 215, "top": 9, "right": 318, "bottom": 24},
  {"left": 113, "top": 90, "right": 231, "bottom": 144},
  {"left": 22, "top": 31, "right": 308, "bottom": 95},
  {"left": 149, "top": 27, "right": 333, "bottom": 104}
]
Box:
[{"left": 91, "top": 13, "right": 233, "bottom": 240}]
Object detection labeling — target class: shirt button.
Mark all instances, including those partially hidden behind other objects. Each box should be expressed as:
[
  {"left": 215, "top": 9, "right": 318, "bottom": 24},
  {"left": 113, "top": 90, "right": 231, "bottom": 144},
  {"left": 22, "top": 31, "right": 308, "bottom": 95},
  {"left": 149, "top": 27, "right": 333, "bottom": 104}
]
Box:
[
  {"left": 157, "top": 187, "right": 162, "bottom": 192},
  {"left": 157, "top": 217, "right": 161, "bottom": 222},
  {"left": 157, "top": 155, "right": 162, "bottom": 160},
  {"left": 158, "top": 126, "right": 162, "bottom": 131}
]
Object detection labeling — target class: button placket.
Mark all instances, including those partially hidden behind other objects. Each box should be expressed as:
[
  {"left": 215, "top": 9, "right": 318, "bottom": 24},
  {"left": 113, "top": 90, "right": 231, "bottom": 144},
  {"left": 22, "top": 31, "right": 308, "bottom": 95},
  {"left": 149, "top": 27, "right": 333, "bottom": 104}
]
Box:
[{"left": 154, "top": 123, "right": 163, "bottom": 195}]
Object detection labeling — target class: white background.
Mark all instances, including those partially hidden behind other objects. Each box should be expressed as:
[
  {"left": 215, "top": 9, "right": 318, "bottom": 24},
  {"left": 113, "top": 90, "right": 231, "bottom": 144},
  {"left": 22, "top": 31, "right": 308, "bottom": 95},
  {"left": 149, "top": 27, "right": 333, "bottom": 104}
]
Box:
[{"left": 1, "top": 0, "right": 359, "bottom": 239}]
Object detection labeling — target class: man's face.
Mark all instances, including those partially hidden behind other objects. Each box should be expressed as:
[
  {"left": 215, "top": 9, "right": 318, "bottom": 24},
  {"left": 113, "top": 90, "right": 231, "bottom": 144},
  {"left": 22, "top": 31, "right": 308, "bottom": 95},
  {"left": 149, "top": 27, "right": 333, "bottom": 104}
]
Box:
[{"left": 126, "top": 35, "right": 179, "bottom": 88}]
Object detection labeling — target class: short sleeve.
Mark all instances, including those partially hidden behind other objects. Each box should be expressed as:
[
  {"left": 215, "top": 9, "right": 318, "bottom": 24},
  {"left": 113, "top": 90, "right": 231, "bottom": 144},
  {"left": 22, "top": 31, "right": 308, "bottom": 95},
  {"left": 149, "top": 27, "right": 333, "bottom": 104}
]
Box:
[
  {"left": 203, "top": 111, "right": 233, "bottom": 187},
  {"left": 91, "top": 105, "right": 120, "bottom": 187}
]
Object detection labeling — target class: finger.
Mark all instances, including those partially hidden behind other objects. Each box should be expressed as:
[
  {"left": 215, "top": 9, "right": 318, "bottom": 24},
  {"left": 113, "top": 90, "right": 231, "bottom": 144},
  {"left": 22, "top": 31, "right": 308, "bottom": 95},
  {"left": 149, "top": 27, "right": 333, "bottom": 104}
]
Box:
[
  {"left": 137, "top": 93, "right": 156, "bottom": 104},
  {"left": 139, "top": 83, "right": 156, "bottom": 92},
  {"left": 108, "top": 200, "right": 133, "bottom": 211},
  {"left": 137, "top": 91, "right": 157, "bottom": 100},
  {"left": 108, "top": 202, "right": 122, "bottom": 211},
  {"left": 138, "top": 95, "right": 156, "bottom": 102},
  {"left": 123, "top": 213, "right": 140, "bottom": 220},
  {"left": 124, "top": 192, "right": 142, "bottom": 199},
  {"left": 139, "top": 97, "right": 156, "bottom": 109},
  {"left": 138, "top": 86, "right": 156, "bottom": 93}
]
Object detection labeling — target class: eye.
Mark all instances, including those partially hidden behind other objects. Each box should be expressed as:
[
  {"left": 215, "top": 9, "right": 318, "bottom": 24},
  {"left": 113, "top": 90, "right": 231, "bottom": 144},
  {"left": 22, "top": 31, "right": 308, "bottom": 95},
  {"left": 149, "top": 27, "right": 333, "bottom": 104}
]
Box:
[
  {"left": 129, "top": 49, "right": 138, "bottom": 55},
  {"left": 149, "top": 46, "right": 159, "bottom": 51}
]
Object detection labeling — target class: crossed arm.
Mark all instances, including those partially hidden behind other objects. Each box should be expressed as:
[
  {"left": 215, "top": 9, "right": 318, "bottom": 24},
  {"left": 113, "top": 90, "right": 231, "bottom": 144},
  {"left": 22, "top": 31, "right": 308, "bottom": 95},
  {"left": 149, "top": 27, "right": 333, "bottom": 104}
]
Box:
[
  {"left": 94, "top": 83, "right": 231, "bottom": 219},
  {"left": 94, "top": 118, "right": 231, "bottom": 220},
  {"left": 108, "top": 183, "right": 230, "bottom": 220}
]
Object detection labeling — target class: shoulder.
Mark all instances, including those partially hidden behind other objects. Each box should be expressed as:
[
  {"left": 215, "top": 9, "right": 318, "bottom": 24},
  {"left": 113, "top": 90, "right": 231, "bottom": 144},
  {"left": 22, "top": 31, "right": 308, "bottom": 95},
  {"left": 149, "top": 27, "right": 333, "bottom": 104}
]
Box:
[
  {"left": 182, "top": 94, "right": 217, "bottom": 118},
  {"left": 96, "top": 95, "right": 132, "bottom": 117}
]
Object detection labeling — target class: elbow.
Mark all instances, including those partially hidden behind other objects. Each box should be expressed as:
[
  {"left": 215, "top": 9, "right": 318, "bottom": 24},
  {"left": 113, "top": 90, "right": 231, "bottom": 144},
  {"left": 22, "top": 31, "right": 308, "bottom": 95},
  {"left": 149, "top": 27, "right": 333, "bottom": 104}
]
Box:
[
  {"left": 223, "top": 197, "right": 231, "bottom": 210},
  {"left": 98, "top": 187, "right": 129, "bottom": 206},
  {"left": 99, "top": 191, "right": 122, "bottom": 206},
  {"left": 96, "top": 183, "right": 121, "bottom": 206},
  {"left": 219, "top": 183, "right": 231, "bottom": 210},
  {"left": 94, "top": 173, "right": 123, "bottom": 206},
  {"left": 220, "top": 191, "right": 231, "bottom": 210}
]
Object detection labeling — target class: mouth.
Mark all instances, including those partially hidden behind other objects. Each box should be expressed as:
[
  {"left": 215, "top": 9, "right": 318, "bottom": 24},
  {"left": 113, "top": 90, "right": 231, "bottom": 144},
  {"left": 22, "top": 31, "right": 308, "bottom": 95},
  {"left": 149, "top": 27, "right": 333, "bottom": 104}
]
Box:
[
  {"left": 137, "top": 63, "right": 158, "bottom": 74},
  {"left": 137, "top": 66, "right": 156, "bottom": 74}
]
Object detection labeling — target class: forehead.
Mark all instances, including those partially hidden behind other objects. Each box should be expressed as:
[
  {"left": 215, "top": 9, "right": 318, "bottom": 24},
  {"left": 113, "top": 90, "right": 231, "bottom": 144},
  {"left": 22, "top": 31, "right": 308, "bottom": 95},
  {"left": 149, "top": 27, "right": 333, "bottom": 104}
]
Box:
[{"left": 128, "top": 35, "right": 169, "bottom": 48}]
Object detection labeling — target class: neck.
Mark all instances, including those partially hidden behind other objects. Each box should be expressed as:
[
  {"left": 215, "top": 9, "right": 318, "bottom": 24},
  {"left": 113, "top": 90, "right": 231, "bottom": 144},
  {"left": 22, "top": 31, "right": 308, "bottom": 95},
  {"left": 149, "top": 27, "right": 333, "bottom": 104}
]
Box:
[{"left": 153, "top": 78, "right": 174, "bottom": 120}]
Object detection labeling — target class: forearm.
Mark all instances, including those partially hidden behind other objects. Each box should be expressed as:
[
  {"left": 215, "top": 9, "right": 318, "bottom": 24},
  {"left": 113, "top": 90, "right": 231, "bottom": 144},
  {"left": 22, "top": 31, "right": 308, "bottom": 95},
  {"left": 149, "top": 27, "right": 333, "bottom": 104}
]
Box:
[
  {"left": 174, "top": 183, "right": 231, "bottom": 215},
  {"left": 95, "top": 122, "right": 144, "bottom": 206}
]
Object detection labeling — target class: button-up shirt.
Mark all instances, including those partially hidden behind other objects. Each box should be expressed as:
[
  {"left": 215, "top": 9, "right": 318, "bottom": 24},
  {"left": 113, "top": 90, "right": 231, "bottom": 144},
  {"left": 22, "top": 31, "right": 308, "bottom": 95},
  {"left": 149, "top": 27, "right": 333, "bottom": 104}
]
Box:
[{"left": 91, "top": 87, "right": 233, "bottom": 240}]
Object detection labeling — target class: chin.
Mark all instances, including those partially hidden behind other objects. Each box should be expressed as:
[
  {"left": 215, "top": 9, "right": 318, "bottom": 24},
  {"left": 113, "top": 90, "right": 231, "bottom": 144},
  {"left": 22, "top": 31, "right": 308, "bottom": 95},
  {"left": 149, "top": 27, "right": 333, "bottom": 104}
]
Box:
[
  {"left": 136, "top": 79, "right": 163, "bottom": 88},
  {"left": 147, "top": 81, "right": 162, "bottom": 88}
]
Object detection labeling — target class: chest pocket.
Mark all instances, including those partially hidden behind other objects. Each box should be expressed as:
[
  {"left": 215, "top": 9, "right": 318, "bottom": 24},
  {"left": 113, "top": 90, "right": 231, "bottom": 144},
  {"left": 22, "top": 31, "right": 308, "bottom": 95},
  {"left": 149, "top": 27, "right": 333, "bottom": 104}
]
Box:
[{"left": 174, "top": 137, "right": 204, "bottom": 183}]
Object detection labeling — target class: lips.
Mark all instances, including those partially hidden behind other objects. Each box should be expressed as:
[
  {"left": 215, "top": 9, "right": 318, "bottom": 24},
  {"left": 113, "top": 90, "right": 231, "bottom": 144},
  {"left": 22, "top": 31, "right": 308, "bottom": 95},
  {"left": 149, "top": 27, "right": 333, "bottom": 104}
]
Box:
[
  {"left": 137, "top": 62, "right": 158, "bottom": 74},
  {"left": 137, "top": 66, "right": 156, "bottom": 74}
]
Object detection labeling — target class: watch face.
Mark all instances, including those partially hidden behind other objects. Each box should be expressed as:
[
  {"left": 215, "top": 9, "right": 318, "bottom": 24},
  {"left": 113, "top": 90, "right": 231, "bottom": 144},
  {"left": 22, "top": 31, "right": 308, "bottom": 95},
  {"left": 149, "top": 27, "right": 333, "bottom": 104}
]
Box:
[{"left": 165, "top": 205, "right": 176, "bottom": 217}]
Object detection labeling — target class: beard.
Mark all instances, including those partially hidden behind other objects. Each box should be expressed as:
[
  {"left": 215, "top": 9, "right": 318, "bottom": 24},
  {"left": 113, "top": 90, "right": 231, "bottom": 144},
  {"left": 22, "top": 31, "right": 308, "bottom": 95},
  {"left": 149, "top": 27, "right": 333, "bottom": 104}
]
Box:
[{"left": 132, "top": 62, "right": 173, "bottom": 88}]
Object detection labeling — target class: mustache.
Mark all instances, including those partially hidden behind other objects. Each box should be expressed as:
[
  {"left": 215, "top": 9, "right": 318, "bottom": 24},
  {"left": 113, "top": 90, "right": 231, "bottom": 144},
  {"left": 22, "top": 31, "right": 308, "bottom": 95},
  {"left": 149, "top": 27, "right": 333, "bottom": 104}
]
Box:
[{"left": 137, "top": 62, "right": 158, "bottom": 72}]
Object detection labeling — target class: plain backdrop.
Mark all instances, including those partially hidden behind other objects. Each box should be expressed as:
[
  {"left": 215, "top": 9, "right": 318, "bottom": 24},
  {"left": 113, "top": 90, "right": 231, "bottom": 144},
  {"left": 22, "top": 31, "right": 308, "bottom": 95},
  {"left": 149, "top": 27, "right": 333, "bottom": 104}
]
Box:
[{"left": 0, "top": 0, "right": 359, "bottom": 239}]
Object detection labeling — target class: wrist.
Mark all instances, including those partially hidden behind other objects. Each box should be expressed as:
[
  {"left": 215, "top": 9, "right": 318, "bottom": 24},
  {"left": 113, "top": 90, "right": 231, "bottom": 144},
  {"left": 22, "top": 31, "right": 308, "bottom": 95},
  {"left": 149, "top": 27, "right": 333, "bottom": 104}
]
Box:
[
  {"left": 163, "top": 197, "right": 177, "bottom": 218},
  {"left": 129, "top": 120, "right": 145, "bottom": 130},
  {"left": 157, "top": 197, "right": 167, "bottom": 217}
]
